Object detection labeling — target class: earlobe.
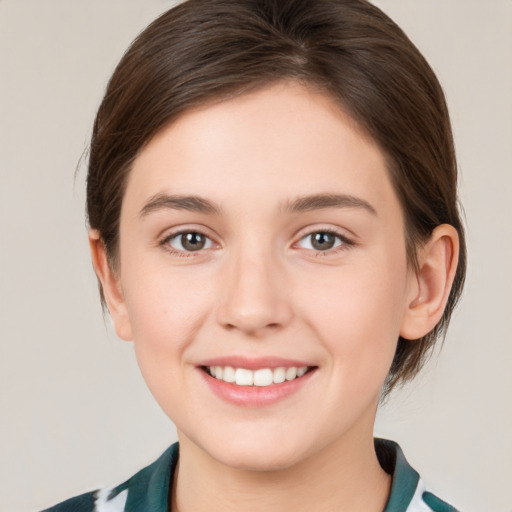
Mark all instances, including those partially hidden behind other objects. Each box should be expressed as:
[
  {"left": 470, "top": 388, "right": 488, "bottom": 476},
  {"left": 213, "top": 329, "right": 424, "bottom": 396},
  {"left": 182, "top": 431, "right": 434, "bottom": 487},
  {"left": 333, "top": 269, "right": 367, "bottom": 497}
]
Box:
[
  {"left": 400, "top": 224, "right": 459, "bottom": 340},
  {"left": 88, "top": 230, "right": 133, "bottom": 341}
]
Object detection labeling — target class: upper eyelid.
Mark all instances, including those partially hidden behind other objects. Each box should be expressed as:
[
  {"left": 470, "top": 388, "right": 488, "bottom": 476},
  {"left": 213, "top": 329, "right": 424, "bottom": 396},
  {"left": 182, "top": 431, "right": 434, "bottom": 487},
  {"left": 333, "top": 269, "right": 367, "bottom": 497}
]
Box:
[
  {"left": 160, "top": 225, "right": 216, "bottom": 242},
  {"left": 293, "top": 224, "right": 355, "bottom": 243},
  {"left": 163, "top": 230, "right": 213, "bottom": 242},
  {"left": 294, "top": 230, "right": 354, "bottom": 250}
]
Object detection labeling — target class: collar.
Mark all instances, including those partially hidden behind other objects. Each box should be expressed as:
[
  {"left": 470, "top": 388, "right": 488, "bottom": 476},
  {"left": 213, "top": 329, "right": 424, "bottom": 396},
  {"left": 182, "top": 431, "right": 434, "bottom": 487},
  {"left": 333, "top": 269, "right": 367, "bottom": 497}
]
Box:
[
  {"left": 376, "top": 438, "right": 421, "bottom": 512},
  {"left": 106, "top": 443, "right": 178, "bottom": 512},
  {"left": 107, "top": 439, "right": 421, "bottom": 512}
]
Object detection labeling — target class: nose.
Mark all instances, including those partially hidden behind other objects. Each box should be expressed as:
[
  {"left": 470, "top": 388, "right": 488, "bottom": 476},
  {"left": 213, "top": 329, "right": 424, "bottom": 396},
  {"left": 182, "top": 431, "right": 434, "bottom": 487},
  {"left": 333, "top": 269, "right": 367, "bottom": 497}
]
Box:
[{"left": 216, "top": 249, "right": 293, "bottom": 337}]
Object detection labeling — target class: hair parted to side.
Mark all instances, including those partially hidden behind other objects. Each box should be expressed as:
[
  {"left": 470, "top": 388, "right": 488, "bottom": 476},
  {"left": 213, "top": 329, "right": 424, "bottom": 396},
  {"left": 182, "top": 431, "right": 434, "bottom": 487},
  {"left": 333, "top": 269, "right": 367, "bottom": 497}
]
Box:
[{"left": 87, "top": 0, "right": 466, "bottom": 396}]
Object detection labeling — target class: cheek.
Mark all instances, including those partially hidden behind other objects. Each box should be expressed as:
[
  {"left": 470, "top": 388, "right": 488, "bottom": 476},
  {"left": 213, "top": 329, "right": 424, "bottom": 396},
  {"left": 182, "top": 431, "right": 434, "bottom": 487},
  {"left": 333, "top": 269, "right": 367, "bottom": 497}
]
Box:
[
  {"left": 302, "top": 251, "right": 409, "bottom": 379},
  {"left": 123, "top": 256, "right": 212, "bottom": 336},
  {"left": 120, "top": 262, "right": 214, "bottom": 384},
  {"left": 121, "top": 272, "right": 213, "bottom": 421}
]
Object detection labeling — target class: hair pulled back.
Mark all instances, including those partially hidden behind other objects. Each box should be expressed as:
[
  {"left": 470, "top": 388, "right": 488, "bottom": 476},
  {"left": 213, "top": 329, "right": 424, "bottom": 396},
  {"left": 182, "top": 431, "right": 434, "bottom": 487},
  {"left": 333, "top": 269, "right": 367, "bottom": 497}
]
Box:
[{"left": 87, "top": 0, "right": 466, "bottom": 395}]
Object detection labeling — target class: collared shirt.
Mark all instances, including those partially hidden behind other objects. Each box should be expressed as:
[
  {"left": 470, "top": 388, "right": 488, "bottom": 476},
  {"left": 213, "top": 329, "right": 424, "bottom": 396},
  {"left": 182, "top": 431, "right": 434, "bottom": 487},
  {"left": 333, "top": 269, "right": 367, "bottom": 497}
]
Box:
[{"left": 40, "top": 439, "right": 459, "bottom": 512}]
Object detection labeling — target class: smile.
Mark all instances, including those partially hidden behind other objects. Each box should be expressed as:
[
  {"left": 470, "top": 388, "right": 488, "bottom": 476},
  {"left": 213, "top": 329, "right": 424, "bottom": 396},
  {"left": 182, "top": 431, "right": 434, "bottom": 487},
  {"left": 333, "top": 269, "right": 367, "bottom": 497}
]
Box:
[{"left": 205, "top": 366, "right": 310, "bottom": 387}]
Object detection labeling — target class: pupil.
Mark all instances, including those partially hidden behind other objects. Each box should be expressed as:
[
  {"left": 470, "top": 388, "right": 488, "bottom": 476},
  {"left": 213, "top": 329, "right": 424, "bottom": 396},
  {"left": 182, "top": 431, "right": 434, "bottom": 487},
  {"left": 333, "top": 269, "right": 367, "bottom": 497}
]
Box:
[
  {"left": 182, "top": 233, "right": 205, "bottom": 251},
  {"left": 312, "top": 232, "right": 334, "bottom": 250}
]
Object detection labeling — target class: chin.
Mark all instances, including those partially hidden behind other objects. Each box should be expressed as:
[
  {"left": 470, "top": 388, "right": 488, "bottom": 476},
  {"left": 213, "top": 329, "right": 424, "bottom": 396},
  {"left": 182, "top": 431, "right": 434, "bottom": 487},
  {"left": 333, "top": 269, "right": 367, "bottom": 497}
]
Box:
[
  {"left": 217, "top": 447, "right": 302, "bottom": 472},
  {"left": 201, "top": 430, "right": 314, "bottom": 472}
]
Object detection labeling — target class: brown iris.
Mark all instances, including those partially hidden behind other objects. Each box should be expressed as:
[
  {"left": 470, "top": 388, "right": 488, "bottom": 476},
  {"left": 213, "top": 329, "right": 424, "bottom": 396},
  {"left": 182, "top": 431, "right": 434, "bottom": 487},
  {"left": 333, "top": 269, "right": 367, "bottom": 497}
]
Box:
[
  {"left": 180, "top": 232, "right": 207, "bottom": 251},
  {"left": 310, "top": 232, "right": 337, "bottom": 251}
]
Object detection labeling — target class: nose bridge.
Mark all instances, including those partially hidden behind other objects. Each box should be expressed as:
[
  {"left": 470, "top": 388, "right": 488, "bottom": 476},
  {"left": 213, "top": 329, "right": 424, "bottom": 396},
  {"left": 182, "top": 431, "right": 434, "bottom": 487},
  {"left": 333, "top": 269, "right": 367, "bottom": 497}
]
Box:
[{"left": 216, "top": 237, "right": 292, "bottom": 335}]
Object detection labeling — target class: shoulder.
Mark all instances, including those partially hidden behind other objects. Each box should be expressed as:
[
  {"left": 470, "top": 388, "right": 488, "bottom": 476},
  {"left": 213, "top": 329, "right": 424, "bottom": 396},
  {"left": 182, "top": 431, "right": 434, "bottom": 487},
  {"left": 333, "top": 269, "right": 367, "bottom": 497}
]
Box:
[
  {"left": 38, "top": 443, "right": 178, "bottom": 512},
  {"left": 376, "top": 439, "right": 460, "bottom": 512}
]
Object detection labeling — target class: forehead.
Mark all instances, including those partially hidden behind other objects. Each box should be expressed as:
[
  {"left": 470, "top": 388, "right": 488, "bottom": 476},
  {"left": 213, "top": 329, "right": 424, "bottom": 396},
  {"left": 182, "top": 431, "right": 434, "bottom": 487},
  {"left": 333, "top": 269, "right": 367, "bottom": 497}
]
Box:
[{"left": 123, "top": 82, "right": 401, "bottom": 223}]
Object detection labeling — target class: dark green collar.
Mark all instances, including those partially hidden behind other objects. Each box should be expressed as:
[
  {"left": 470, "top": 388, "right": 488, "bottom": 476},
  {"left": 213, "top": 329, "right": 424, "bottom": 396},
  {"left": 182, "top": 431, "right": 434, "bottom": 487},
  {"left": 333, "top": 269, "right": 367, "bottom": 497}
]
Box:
[
  {"left": 108, "top": 440, "right": 422, "bottom": 512},
  {"left": 108, "top": 443, "right": 178, "bottom": 512},
  {"left": 376, "top": 439, "right": 420, "bottom": 512}
]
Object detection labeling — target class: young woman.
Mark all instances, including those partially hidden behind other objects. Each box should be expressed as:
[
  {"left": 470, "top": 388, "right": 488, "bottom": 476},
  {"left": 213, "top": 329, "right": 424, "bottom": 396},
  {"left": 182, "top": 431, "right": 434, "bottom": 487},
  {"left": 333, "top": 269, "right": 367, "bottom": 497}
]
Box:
[{"left": 42, "top": 0, "right": 465, "bottom": 510}]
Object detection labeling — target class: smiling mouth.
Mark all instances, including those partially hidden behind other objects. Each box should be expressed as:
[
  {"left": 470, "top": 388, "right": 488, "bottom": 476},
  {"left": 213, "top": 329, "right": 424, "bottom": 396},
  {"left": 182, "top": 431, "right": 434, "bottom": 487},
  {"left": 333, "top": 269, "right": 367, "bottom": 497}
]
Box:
[{"left": 202, "top": 365, "right": 315, "bottom": 387}]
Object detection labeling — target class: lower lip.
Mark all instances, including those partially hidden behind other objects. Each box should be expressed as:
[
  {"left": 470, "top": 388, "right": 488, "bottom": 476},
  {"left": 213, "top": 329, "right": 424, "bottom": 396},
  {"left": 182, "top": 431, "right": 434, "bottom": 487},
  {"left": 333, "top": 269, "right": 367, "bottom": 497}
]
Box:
[{"left": 198, "top": 368, "right": 316, "bottom": 407}]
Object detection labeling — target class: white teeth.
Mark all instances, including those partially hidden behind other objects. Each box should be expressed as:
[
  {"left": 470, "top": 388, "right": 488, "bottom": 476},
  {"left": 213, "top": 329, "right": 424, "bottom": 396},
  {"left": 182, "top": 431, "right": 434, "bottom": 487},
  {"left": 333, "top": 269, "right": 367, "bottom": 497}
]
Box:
[
  {"left": 254, "top": 368, "right": 273, "bottom": 386},
  {"left": 273, "top": 367, "right": 286, "bottom": 384},
  {"left": 297, "top": 366, "right": 307, "bottom": 377},
  {"left": 285, "top": 367, "right": 297, "bottom": 381},
  {"left": 207, "top": 365, "right": 310, "bottom": 386},
  {"left": 235, "top": 368, "right": 254, "bottom": 386},
  {"left": 223, "top": 366, "right": 236, "bottom": 383}
]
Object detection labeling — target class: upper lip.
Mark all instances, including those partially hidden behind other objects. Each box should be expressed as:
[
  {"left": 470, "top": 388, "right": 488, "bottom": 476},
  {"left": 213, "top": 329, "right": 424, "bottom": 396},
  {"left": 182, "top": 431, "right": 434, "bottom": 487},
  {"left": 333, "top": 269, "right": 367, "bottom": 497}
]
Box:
[{"left": 197, "top": 356, "right": 316, "bottom": 370}]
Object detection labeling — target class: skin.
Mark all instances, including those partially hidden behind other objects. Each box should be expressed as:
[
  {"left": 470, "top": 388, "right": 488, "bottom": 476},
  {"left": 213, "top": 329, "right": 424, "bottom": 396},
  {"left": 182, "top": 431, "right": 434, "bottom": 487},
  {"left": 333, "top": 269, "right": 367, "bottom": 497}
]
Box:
[{"left": 90, "top": 82, "right": 459, "bottom": 512}]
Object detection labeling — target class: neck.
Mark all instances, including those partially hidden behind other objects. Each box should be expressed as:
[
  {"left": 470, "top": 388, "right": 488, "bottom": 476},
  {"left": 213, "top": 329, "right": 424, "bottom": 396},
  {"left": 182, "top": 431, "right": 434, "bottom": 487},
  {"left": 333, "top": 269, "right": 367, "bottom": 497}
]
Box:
[{"left": 172, "top": 428, "right": 391, "bottom": 512}]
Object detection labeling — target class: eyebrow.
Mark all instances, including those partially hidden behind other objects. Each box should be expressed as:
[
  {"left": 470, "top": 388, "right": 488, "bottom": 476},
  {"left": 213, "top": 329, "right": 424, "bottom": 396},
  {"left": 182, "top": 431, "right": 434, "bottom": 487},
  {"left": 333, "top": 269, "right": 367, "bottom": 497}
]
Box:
[
  {"left": 139, "top": 192, "right": 377, "bottom": 217},
  {"left": 281, "top": 193, "right": 377, "bottom": 216},
  {"left": 139, "top": 194, "right": 222, "bottom": 217}
]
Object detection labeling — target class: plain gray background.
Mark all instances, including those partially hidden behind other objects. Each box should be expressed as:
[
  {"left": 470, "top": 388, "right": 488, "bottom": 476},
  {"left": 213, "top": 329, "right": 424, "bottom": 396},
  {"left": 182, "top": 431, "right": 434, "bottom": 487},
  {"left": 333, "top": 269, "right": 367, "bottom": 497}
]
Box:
[{"left": 1, "top": 1, "right": 511, "bottom": 511}]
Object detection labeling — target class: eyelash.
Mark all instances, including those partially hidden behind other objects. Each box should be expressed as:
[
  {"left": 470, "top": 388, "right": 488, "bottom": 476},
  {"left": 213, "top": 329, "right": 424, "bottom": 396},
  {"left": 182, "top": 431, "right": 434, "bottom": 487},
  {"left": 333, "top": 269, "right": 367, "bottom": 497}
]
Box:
[
  {"left": 160, "top": 228, "right": 355, "bottom": 258},
  {"left": 295, "top": 229, "right": 355, "bottom": 257},
  {"left": 160, "top": 229, "right": 214, "bottom": 258}
]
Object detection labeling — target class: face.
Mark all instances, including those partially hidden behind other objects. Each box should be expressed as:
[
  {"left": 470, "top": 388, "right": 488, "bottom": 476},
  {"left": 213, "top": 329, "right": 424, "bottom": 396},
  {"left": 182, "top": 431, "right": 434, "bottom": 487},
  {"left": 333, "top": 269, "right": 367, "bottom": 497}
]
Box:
[{"left": 110, "top": 82, "right": 416, "bottom": 471}]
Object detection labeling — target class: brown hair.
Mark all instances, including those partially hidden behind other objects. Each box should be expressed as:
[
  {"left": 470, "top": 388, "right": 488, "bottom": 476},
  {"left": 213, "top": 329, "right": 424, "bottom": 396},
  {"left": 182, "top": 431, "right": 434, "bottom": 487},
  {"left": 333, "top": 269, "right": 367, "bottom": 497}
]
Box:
[{"left": 87, "top": 0, "right": 466, "bottom": 395}]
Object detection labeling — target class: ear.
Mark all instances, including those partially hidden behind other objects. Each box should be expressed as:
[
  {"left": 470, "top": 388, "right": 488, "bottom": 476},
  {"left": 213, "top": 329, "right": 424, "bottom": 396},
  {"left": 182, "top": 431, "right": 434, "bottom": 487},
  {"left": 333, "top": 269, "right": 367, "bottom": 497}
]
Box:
[
  {"left": 400, "top": 224, "right": 459, "bottom": 340},
  {"left": 88, "top": 230, "right": 133, "bottom": 341}
]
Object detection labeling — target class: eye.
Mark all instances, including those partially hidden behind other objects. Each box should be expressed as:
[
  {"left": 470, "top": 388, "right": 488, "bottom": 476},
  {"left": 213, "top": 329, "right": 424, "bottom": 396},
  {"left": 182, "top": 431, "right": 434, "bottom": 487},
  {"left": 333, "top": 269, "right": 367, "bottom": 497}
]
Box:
[
  {"left": 296, "top": 230, "right": 350, "bottom": 252},
  {"left": 164, "top": 231, "right": 214, "bottom": 253}
]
